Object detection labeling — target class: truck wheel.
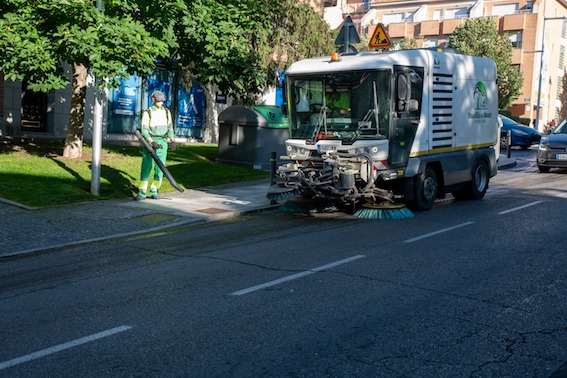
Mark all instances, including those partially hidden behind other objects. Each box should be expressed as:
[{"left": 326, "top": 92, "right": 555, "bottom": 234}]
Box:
[
  {"left": 469, "top": 159, "right": 489, "bottom": 199},
  {"left": 452, "top": 159, "right": 489, "bottom": 200},
  {"left": 413, "top": 166, "right": 437, "bottom": 211},
  {"left": 538, "top": 165, "right": 550, "bottom": 173}
]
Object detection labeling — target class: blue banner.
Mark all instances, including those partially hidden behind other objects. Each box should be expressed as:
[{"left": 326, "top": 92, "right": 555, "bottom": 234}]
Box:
[
  {"left": 112, "top": 76, "right": 137, "bottom": 117},
  {"left": 177, "top": 84, "right": 205, "bottom": 129}
]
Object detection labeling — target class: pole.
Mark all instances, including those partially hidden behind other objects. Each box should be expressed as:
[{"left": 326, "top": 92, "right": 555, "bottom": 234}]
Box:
[
  {"left": 90, "top": 0, "right": 105, "bottom": 195},
  {"left": 90, "top": 86, "right": 103, "bottom": 195},
  {"left": 534, "top": 17, "right": 547, "bottom": 132}
]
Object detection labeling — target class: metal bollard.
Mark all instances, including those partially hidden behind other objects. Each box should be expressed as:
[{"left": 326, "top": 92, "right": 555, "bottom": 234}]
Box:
[{"left": 506, "top": 130, "right": 511, "bottom": 158}]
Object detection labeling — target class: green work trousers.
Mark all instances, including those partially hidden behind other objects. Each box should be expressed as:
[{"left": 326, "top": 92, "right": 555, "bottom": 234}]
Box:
[{"left": 138, "top": 137, "right": 168, "bottom": 195}]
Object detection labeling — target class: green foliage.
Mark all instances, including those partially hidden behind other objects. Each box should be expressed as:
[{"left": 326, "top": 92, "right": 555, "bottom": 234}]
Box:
[
  {"left": 394, "top": 37, "right": 418, "bottom": 50},
  {"left": 448, "top": 18, "right": 523, "bottom": 110},
  {"left": 175, "top": 0, "right": 335, "bottom": 102},
  {"left": 0, "top": 0, "right": 174, "bottom": 92}
]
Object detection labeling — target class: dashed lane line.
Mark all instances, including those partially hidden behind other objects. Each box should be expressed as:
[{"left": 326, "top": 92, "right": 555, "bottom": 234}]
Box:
[
  {"left": 230, "top": 255, "right": 366, "bottom": 296},
  {"left": 0, "top": 325, "right": 132, "bottom": 370}
]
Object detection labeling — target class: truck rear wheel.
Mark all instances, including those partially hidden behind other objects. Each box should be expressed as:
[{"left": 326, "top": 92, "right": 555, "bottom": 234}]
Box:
[
  {"left": 413, "top": 166, "right": 437, "bottom": 211},
  {"left": 452, "top": 159, "right": 489, "bottom": 200}
]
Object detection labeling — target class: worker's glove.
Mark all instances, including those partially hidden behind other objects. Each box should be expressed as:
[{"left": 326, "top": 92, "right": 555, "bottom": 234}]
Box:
[{"left": 151, "top": 142, "right": 163, "bottom": 150}]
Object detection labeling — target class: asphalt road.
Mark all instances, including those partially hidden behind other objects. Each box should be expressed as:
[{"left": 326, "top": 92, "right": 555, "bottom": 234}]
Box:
[{"left": 1, "top": 148, "right": 566, "bottom": 377}]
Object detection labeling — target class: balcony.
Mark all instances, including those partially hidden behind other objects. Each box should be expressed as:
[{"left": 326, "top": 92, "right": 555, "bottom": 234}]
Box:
[
  {"left": 442, "top": 18, "right": 465, "bottom": 34},
  {"left": 503, "top": 14, "right": 526, "bottom": 30},
  {"left": 419, "top": 20, "right": 440, "bottom": 36},
  {"left": 386, "top": 22, "right": 408, "bottom": 38}
]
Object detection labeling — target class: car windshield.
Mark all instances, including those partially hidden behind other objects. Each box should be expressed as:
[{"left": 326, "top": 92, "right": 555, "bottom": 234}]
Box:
[
  {"left": 287, "top": 70, "right": 391, "bottom": 143},
  {"left": 552, "top": 118, "right": 567, "bottom": 134}
]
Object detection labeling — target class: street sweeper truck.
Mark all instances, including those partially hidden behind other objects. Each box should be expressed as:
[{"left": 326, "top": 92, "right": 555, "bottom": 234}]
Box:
[{"left": 267, "top": 48, "right": 499, "bottom": 215}]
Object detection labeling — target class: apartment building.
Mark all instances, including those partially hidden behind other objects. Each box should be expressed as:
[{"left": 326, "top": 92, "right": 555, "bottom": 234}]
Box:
[{"left": 324, "top": 0, "right": 567, "bottom": 129}]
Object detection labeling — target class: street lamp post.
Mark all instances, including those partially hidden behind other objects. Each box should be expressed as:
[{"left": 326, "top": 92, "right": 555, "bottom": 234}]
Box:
[
  {"left": 534, "top": 16, "right": 566, "bottom": 131},
  {"left": 91, "top": 0, "right": 105, "bottom": 195}
]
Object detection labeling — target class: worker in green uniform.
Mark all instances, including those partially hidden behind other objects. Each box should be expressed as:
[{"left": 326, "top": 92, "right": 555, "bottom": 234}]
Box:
[
  {"left": 326, "top": 89, "right": 351, "bottom": 117},
  {"left": 135, "top": 90, "right": 174, "bottom": 200}
]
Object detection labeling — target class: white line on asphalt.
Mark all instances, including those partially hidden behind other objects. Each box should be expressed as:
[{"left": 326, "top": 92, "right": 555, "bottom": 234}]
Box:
[
  {"left": 230, "top": 255, "right": 366, "bottom": 296},
  {"left": 0, "top": 325, "right": 132, "bottom": 370},
  {"left": 497, "top": 200, "right": 543, "bottom": 215},
  {"left": 403, "top": 221, "right": 475, "bottom": 243}
]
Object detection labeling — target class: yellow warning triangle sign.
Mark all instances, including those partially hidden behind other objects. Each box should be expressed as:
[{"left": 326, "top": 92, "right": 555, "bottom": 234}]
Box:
[{"left": 368, "top": 23, "right": 392, "bottom": 49}]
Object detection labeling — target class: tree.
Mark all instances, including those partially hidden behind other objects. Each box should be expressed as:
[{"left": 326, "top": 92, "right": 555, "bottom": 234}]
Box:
[
  {"left": 174, "top": 0, "right": 335, "bottom": 141},
  {"left": 0, "top": 0, "right": 181, "bottom": 158},
  {"left": 1, "top": 0, "right": 336, "bottom": 149},
  {"left": 393, "top": 37, "right": 418, "bottom": 50},
  {"left": 176, "top": 0, "right": 334, "bottom": 101},
  {"left": 448, "top": 17, "right": 523, "bottom": 110}
]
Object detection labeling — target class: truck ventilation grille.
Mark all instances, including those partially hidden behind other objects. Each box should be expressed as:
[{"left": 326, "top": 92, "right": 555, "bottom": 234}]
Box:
[{"left": 431, "top": 73, "right": 454, "bottom": 149}]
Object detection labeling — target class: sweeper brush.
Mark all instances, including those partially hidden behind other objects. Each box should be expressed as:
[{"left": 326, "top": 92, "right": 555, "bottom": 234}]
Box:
[
  {"left": 279, "top": 197, "right": 339, "bottom": 214},
  {"left": 354, "top": 203, "right": 414, "bottom": 220},
  {"left": 266, "top": 186, "right": 299, "bottom": 202}
]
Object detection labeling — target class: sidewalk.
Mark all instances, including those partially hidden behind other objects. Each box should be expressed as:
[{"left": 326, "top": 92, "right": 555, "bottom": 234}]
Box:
[
  {"left": 0, "top": 156, "right": 516, "bottom": 259},
  {"left": 0, "top": 179, "right": 278, "bottom": 259}
]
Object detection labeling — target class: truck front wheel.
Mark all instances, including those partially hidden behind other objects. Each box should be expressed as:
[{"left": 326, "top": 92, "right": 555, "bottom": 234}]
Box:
[{"left": 413, "top": 166, "right": 437, "bottom": 211}]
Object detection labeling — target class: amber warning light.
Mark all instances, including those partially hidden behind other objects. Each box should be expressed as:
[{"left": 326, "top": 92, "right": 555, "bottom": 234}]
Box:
[{"left": 331, "top": 52, "right": 341, "bottom": 62}]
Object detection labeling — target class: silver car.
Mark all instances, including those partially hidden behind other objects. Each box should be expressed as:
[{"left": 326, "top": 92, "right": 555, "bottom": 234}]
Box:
[{"left": 537, "top": 117, "right": 567, "bottom": 172}]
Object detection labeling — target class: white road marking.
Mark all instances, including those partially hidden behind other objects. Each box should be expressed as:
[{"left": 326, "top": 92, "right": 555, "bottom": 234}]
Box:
[
  {"left": 230, "top": 255, "right": 366, "bottom": 296},
  {"left": 403, "top": 221, "right": 475, "bottom": 243},
  {"left": 0, "top": 325, "right": 132, "bottom": 370},
  {"left": 498, "top": 200, "right": 543, "bottom": 215}
]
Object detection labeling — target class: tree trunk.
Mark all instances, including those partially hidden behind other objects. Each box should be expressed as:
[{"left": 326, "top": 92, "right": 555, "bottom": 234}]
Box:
[
  {"left": 203, "top": 84, "right": 232, "bottom": 144},
  {"left": 63, "top": 63, "right": 88, "bottom": 159}
]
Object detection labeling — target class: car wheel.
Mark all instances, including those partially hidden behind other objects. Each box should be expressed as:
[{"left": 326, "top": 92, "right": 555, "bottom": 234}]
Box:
[
  {"left": 500, "top": 135, "right": 509, "bottom": 149},
  {"left": 538, "top": 165, "right": 550, "bottom": 173},
  {"left": 413, "top": 166, "right": 437, "bottom": 211}
]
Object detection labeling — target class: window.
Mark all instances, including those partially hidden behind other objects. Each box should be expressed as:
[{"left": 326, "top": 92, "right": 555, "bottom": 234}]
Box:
[
  {"left": 492, "top": 3, "right": 518, "bottom": 16},
  {"left": 509, "top": 31, "right": 522, "bottom": 48},
  {"left": 406, "top": 12, "right": 415, "bottom": 22},
  {"left": 445, "top": 7, "right": 468, "bottom": 19},
  {"left": 433, "top": 10, "right": 442, "bottom": 20},
  {"left": 383, "top": 12, "right": 404, "bottom": 24}
]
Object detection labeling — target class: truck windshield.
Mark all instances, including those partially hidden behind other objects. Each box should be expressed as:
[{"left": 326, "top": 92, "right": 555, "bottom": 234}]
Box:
[{"left": 287, "top": 70, "right": 390, "bottom": 143}]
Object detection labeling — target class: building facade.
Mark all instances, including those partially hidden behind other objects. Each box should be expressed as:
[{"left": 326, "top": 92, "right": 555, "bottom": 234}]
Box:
[{"left": 323, "top": 0, "right": 567, "bottom": 130}]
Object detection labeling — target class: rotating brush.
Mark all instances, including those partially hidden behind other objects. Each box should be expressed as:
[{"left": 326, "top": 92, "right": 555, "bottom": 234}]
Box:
[
  {"left": 266, "top": 187, "right": 299, "bottom": 202},
  {"left": 279, "top": 197, "right": 338, "bottom": 214},
  {"left": 354, "top": 203, "right": 414, "bottom": 220}
]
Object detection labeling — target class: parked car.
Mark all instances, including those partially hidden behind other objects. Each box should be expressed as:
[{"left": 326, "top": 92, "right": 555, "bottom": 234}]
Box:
[
  {"left": 536, "top": 117, "right": 567, "bottom": 172},
  {"left": 499, "top": 115, "right": 541, "bottom": 150}
]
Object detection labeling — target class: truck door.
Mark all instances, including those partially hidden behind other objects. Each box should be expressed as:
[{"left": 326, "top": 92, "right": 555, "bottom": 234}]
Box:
[{"left": 389, "top": 66, "right": 423, "bottom": 168}]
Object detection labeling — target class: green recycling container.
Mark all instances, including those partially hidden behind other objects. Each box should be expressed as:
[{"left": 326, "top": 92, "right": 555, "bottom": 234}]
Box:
[{"left": 217, "top": 105, "right": 289, "bottom": 170}]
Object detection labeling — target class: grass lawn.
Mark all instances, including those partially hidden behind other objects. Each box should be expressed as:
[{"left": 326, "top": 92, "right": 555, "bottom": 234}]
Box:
[{"left": 0, "top": 140, "right": 269, "bottom": 207}]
